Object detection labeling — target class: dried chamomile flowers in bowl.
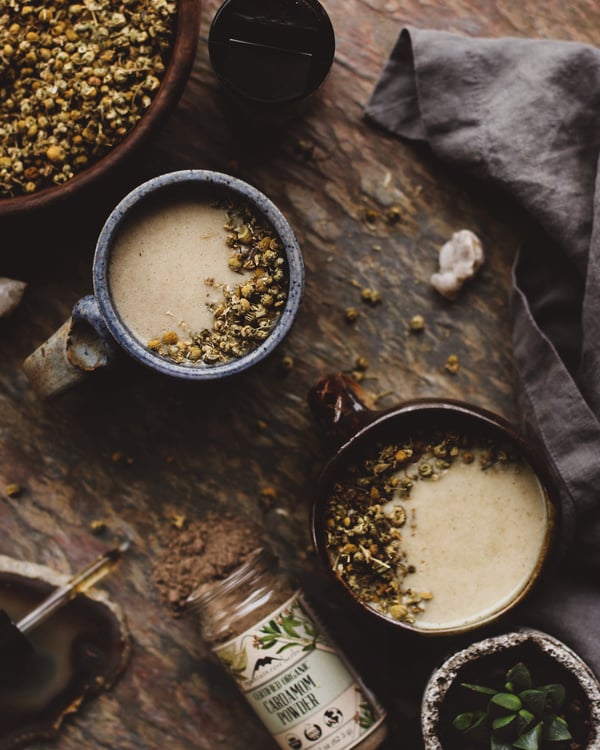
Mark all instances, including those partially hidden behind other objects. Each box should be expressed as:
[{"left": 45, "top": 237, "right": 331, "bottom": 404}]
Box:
[{"left": 0, "top": 0, "right": 199, "bottom": 218}]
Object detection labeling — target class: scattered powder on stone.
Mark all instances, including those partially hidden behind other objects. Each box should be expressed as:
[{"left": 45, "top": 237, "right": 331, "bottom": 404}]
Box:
[{"left": 153, "top": 512, "right": 262, "bottom": 615}]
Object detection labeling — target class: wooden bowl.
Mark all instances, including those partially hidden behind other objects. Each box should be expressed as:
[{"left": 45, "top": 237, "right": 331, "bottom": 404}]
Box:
[{"left": 0, "top": 0, "right": 200, "bottom": 219}]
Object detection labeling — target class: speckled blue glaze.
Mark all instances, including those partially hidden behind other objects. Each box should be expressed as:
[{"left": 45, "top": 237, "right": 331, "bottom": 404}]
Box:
[{"left": 92, "top": 170, "right": 304, "bottom": 380}]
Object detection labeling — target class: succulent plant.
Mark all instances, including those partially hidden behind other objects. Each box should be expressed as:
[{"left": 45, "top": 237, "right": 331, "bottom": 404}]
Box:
[{"left": 452, "top": 661, "right": 573, "bottom": 750}]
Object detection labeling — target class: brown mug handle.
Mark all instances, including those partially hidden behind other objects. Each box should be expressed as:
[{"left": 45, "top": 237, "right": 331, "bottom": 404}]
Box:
[{"left": 307, "top": 372, "right": 379, "bottom": 448}]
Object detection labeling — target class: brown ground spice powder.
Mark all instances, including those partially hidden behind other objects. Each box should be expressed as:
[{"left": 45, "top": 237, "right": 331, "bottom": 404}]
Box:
[{"left": 152, "top": 512, "right": 262, "bottom": 614}]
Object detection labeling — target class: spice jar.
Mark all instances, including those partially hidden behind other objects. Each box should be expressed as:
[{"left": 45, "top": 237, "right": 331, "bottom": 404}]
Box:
[{"left": 186, "top": 547, "right": 388, "bottom": 749}]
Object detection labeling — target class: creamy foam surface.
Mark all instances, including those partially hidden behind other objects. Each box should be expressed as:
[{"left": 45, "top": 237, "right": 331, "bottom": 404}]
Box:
[
  {"left": 387, "top": 459, "right": 548, "bottom": 630},
  {"left": 109, "top": 198, "right": 247, "bottom": 342}
]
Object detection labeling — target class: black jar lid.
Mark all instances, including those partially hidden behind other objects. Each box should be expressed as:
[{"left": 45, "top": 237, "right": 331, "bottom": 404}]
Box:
[{"left": 208, "top": 0, "right": 335, "bottom": 106}]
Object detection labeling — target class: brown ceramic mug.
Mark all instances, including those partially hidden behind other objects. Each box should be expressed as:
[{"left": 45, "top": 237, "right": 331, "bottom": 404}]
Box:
[{"left": 308, "top": 373, "right": 559, "bottom": 637}]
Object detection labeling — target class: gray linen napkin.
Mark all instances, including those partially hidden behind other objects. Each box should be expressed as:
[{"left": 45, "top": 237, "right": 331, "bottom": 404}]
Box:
[{"left": 366, "top": 28, "right": 600, "bottom": 675}]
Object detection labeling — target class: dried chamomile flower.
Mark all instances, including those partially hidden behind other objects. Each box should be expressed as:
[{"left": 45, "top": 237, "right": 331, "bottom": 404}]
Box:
[
  {"left": 0, "top": 0, "right": 177, "bottom": 198},
  {"left": 409, "top": 314, "right": 425, "bottom": 332},
  {"left": 445, "top": 354, "right": 460, "bottom": 374},
  {"left": 147, "top": 200, "right": 288, "bottom": 367}
]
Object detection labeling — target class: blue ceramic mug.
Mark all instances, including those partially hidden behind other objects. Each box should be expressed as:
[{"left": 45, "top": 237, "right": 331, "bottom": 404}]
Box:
[{"left": 23, "top": 170, "right": 305, "bottom": 398}]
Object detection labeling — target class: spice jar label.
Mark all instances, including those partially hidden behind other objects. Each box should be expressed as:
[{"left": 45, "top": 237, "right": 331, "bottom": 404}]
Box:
[{"left": 213, "top": 591, "right": 386, "bottom": 749}]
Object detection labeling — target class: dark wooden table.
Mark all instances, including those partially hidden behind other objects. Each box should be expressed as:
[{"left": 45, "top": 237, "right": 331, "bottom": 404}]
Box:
[{"left": 1, "top": 1, "right": 599, "bottom": 748}]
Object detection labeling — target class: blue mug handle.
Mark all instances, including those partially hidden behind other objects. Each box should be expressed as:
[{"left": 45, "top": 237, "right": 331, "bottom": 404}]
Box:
[{"left": 22, "top": 295, "right": 120, "bottom": 399}]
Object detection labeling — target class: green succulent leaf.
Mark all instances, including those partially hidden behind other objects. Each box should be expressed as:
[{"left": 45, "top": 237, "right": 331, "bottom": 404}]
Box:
[
  {"left": 505, "top": 662, "right": 532, "bottom": 693},
  {"left": 492, "top": 713, "right": 517, "bottom": 739},
  {"left": 542, "top": 715, "right": 572, "bottom": 742},
  {"left": 513, "top": 722, "right": 542, "bottom": 750},
  {"left": 453, "top": 663, "right": 572, "bottom": 750},
  {"left": 453, "top": 709, "right": 487, "bottom": 734},
  {"left": 490, "top": 735, "right": 514, "bottom": 750},
  {"left": 492, "top": 715, "right": 516, "bottom": 730},
  {"left": 516, "top": 709, "right": 535, "bottom": 734},
  {"left": 470, "top": 710, "right": 488, "bottom": 730},
  {"left": 490, "top": 692, "right": 523, "bottom": 713},
  {"left": 453, "top": 712, "right": 476, "bottom": 732},
  {"left": 519, "top": 689, "right": 546, "bottom": 719},
  {"left": 461, "top": 682, "right": 497, "bottom": 695},
  {"left": 540, "top": 683, "right": 566, "bottom": 712}
]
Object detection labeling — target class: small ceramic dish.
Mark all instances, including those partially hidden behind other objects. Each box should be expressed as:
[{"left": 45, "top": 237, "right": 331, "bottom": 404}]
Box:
[{"left": 0, "top": 555, "right": 129, "bottom": 748}]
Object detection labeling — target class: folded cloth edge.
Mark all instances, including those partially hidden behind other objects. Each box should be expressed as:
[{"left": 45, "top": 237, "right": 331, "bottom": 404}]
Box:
[{"left": 365, "top": 24, "right": 600, "bottom": 675}]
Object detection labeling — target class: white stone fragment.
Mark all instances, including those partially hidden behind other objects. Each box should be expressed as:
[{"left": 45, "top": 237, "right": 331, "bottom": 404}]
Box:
[
  {"left": 0, "top": 277, "right": 26, "bottom": 318},
  {"left": 430, "top": 229, "right": 484, "bottom": 300}
]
